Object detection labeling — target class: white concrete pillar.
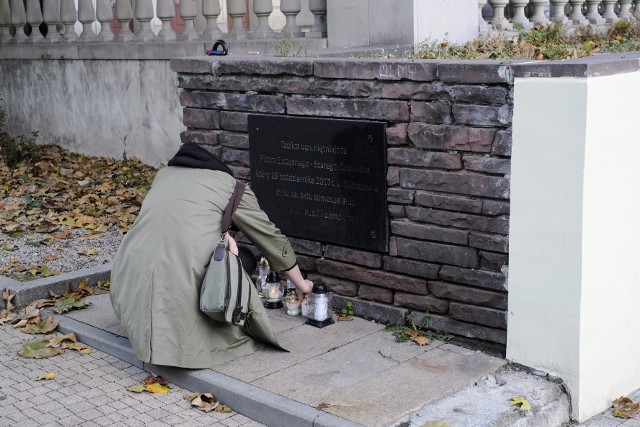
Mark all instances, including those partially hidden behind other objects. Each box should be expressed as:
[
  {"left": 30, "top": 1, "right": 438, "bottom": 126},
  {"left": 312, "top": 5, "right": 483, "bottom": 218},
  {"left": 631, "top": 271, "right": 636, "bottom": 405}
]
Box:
[
  {"left": 601, "top": 0, "right": 619, "bottom": 22},
  {"left": 134, "top": 0, "right": 155, "bottom": 40},
  {"left": 202, "top": 0, "right": 223, "bottom": 39},
  {"left": 510, "top": 0, "right": 532, "bottom": 27},
  {"left": 279, "top": 0, "right": 303, "bottom": 37},
  {"left": 488, "top": 0, "right": 512, "bottom": 29},
  {"left": 550, "top": 0, "right": 569, "bottom": 22},
  {"left": 43, "top": 0, "right": 62, "bottom": 42},
  {"left": 227, "top": 0, "right": 248, "bottom": 39},
  {"left": 77, "top": 0, "right": 96, "bottom": 40},
  {"left": 9, "top": 0, "right": 27, "bottom": 41},
  {"left": 529, "top": 0, "right": 549, "bottom": 23},
  {"left": 306, "top": 0, "right": 325, "bottom": 38},
  {"left": 96, "top": 0, "right": 115, "bottom": 41},
  {"left": 0, "top": 0, "right": 11, "bottom": 43},
  {"left": 156, "top": 0, "right": 175, "bottom": 40},
  {"left": 567, "top": 0, "right": 588, "bottom": 24},
  {"left": 115, "top": 0, "right": 134, "bottom": 40},
  {"left": 509, "top": 71, "right": 640, "bottom": 422},
  {"left": 618, "top": 0, "right": 633, "bottom": 19},
  {"left": 585, "top": 0, "right": 605, "bottom": 24},
  {"left": 25, "top": 0, "right": 44, "bottom": 42}
]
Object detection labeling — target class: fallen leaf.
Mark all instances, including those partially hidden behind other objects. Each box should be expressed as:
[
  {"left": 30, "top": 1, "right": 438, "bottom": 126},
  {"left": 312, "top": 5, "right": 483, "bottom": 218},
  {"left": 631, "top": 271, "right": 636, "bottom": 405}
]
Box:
[
  {"left": 21, "top": 315, "right": 59, "bottom": 334},
  {"left": 47, "top": 333, "right": 78, "bottom": 348},
  {"left": 78, "top": 247, "right": 99, "bottom": 256},
  {"left": 404, "top": 329, "right": 420, "bottom": 339},
  {"left": 411, "top": 336, "right": 430, "bottom": 346},
  {"left": 421, "top": 422, "right": 452, "bottom": 427},
  {"left": 509, "top": 396, "right": 532, "bottom": 411},
  {"left": 37, "top": 372, "right": 56, "bottom": 381},
  {"left": 188, "top": 393, "right": 219, "bottom": 412},
  {"left": 2, "top": 289, "right": 15, "bottom": 312},
  {"left": 53, "top": 297, "right": 88, "bottom": 314},
  {"left": 337, "top": 314, "right": 353, "bottom": 321},
  {"left": 127, "top": 384, "right": 146, "bottom": 393},
  {"left": 215, "top": 404, "right": 232, "bottom": 413},
  {"left": 145, "top": 383, "right": 171, "bottom": 394},
  {"left": 0, "top": 310, "right": 14, "bottom": 325},
  {"left": 19, "top": 340, "right": 62, "bottom": 358},
  {"left": 143, "top": 374, "right": 168, "bottom": 386},
  {"left": 613, "top": 396, "right": 640, "bottom": 418}
]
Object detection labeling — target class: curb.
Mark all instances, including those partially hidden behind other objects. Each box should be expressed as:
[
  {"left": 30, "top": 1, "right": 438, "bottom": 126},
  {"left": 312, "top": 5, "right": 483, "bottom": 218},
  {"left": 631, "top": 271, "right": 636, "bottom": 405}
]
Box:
[
  {"left": 0, "top": 264, "right": 112, "bottom": 308},
  {"left": 54, "top": 315, "right": 363, "bottom": 427}
]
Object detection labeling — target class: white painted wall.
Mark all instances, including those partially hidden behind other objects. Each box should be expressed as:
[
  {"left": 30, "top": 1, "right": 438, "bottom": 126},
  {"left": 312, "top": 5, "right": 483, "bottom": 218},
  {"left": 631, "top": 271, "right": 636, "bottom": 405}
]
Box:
[
  {"left": 413, "top": 0, "right": 477, "bottom": 45},
  {"left": 0, "top": 60, "right": 182, "bottom": 167},
  {"left": 508, "top": 71, "right": 640, "bottom": 421}
]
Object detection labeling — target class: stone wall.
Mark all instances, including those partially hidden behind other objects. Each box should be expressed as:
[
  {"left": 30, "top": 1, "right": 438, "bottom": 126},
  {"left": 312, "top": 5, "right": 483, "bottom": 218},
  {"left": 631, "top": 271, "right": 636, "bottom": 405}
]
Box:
[{"left": 172, "top": 56, "right": 514, "bottom": 346}]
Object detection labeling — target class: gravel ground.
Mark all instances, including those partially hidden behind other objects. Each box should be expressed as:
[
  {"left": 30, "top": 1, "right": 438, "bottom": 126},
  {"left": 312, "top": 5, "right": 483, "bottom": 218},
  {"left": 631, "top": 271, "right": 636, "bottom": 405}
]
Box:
[{"left": 0, "top": 227, "right": 123, "bottom": 280}]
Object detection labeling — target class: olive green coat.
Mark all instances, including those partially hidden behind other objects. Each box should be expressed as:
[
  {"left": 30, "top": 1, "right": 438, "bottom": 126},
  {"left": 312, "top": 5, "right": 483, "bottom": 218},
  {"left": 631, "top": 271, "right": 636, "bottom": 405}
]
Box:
[{"left": 110, "top": 167, "right": 296, "bottom": 369}]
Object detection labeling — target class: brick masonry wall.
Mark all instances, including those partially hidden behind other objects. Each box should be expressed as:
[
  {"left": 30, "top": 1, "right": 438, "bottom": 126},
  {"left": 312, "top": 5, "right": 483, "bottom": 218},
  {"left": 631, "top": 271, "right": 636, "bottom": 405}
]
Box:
[{"left": 172, "top": 57, "right": 513, "bottom": 346}]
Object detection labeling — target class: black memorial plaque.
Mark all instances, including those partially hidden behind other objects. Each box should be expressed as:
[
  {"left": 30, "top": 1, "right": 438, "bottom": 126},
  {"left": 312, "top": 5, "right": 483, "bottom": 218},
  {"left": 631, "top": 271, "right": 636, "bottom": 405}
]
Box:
[{"left": 249, "top": 115, "right": 388, "bottom": 252}]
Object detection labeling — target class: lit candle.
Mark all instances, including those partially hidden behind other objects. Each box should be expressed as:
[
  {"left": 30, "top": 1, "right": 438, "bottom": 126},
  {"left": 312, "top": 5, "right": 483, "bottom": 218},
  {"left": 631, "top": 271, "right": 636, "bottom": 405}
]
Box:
[
  {"left": 267, "top": 286, "right": 280, "bottom": 300},
  {"left": 286, "top": 297, "right": 301, "bottom": 316}
]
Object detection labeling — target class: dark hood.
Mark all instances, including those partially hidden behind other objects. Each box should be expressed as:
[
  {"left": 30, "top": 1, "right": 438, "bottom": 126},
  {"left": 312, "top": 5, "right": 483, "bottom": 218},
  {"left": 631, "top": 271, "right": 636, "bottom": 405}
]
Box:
[{"left": 167, "top": 143, "right": 233, "bottom": 176}]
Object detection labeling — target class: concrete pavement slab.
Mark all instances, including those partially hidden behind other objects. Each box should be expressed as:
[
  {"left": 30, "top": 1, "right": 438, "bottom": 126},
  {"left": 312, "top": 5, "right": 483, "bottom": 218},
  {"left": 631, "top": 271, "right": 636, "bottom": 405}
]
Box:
[
  {"left": 216, "top": 315, "right": 383, "bottom": 383},
  {"left": 250, "top": 330, "right": 443, "bottom": 406},
  {"left": 317, "top": 345, "right": 506, "bottom": 427},
  {"left": 393, "top": 370, "right": 570, "bottom": 427}
]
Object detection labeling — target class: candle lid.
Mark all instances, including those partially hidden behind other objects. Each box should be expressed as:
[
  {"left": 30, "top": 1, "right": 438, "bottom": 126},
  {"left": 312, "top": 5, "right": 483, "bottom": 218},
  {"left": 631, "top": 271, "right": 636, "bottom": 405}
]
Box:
[
  {"left": 259, "top": 257, "right": 269, "bottom": 268},
  {"left": 312, "top": 282, "right": 328, "bottom": 294},
  {"left": 267, "top": 270, "right": 280, "bottom": 283}
]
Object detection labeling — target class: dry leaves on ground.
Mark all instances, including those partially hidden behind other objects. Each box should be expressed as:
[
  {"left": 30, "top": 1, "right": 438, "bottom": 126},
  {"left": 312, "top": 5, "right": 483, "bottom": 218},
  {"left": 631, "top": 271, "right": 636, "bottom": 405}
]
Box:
[
  {"left": 127, "top": 374, "right": 172, "bottom": 394},
  {"left": 612, "top": 396, "right": 640, "bottom": 418},
  {"left": 0, "top": 138, "right": 156, "bottom": 279},
  {"left": 19, "top": 332, "right": 92, "bottom": 358},
  {"left": 185, "top": 392, "right": 232, "bottom": 413},
  {"left": 509, "top": 396, "right": 532, "bottom": 412}
]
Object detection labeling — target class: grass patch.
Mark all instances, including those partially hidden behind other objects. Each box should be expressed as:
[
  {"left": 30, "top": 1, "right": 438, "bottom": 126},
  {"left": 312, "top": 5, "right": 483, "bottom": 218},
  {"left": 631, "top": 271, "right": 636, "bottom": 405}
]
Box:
[{"left": 369, "top": 17, "right": 640, "bottom": 61}]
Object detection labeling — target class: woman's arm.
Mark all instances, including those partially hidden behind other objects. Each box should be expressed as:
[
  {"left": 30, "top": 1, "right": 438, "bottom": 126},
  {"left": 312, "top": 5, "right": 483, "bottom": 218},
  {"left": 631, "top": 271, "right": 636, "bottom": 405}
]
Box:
[{"left": 283, "top": 265, "right": 314, "bottom": 300}]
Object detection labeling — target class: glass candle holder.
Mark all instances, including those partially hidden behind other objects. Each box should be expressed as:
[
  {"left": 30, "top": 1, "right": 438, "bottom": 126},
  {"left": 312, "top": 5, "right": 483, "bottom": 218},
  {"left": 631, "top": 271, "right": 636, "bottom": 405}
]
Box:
[
  {"left": 262, "top": 270, "right": 284, "bottom": 309},
  {"left": 285, "top": 295, "right": 301, "bottom": 316}
]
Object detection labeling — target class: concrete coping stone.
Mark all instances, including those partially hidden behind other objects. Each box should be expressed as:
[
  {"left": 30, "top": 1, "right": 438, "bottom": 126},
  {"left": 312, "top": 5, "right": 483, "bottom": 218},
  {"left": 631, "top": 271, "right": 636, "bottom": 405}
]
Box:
[
  {"left": 170, "top": 53, "right": 640, "bottom": 82},
  {"left": 0, "top": 263, "right": 112, "bottom": 308}
]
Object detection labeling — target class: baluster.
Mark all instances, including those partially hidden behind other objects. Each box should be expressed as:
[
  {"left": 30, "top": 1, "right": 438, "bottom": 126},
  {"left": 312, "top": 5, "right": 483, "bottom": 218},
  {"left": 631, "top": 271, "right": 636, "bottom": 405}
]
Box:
[
  {"left": 634, "top": 0, "right": 640, "bottom": 12},
  {"left": 0, "top": 0, "right": 12, "bottom": 43},
  {"left": 567, "top": 0, "right": 588, "bottom": 24},
  {"left": 530, "top": 0, "right": 550, "bottom": 23},
  {"left": 25, "top": 0, "right": 44, "bottom": 42},
  {"left": 488, "top": 0, "right": 512, "bottom": 29},
  {"left": 156, "top": 0, "right": 176, "bottom": 40},
  {"left": 77, "top": 0, "right": 96, "bottom": 40},
  {"left": 280, "top": 0, "right": 303, "bottom": 37},
  {"left": 178, "top": 0, "right": 198, "bottom": 40},
  {"left": 601, "top": 0, "right": 619, "bottom": 21},
  {"left": 227, "top": 0, "right": 248, "bottom": 39},
  {"left": 96, "top": 0, "right": 114, "bottom": 41},
  {"left": 307, "top": 0, "right": 326, "bottom": 37},
  {"left": 43, "top": 0, "right": 61, "bottom": 42},
  {"left": 134, "top": 0, "right": 154, "bottom": 40},
  {"left": 618, "top": 0, "right": 633, "bottom": 19},
  {"left": 10, "top": 0, "right": 27, "bottom": 42},
  {"left": 550, "top": 0, "right": 569, "bottom": 22},
  {"left": 510, "top": 0, "right": 532, "bottom": 27},
  {"left": 202, "top": 0, "right": 223, "bottom": 40},
  {"left": 251, "top": 0, "right": 273, "bottom": 38},
  {"left": 115, "top": 0, "right": 133, "bottom": 41},
  {"left": 584, "top": 0, "right": 605, "bottom": 23},
  {"left": 477, "top": 0, "right": 491, "bottom": 32}
]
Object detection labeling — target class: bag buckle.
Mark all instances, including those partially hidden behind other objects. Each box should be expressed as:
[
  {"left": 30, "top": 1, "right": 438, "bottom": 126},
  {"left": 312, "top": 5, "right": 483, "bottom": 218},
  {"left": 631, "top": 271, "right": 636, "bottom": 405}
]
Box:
[{"left": 233, "top": 306, "right": 247, "bottom": 324}]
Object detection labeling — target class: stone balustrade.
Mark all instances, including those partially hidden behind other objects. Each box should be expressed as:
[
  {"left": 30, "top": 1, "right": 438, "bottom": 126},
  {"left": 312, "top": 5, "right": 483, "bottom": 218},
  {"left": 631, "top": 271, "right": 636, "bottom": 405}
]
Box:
[
  {"left": 480, "top": 0, "right": 640, "bottom": 31},
  {"left": 0, "top": 0, "right": 327, "bottom": 44},
  {"left": 1, "top": 0, "right": 637, "bottom": 48}
]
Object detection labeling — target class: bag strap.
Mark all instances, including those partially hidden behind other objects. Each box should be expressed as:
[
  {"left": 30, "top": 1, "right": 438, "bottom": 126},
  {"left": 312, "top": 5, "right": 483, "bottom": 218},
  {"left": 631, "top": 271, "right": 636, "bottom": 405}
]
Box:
[{"left": 221, "top": 182, "right": 245, "bottom": 234}]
